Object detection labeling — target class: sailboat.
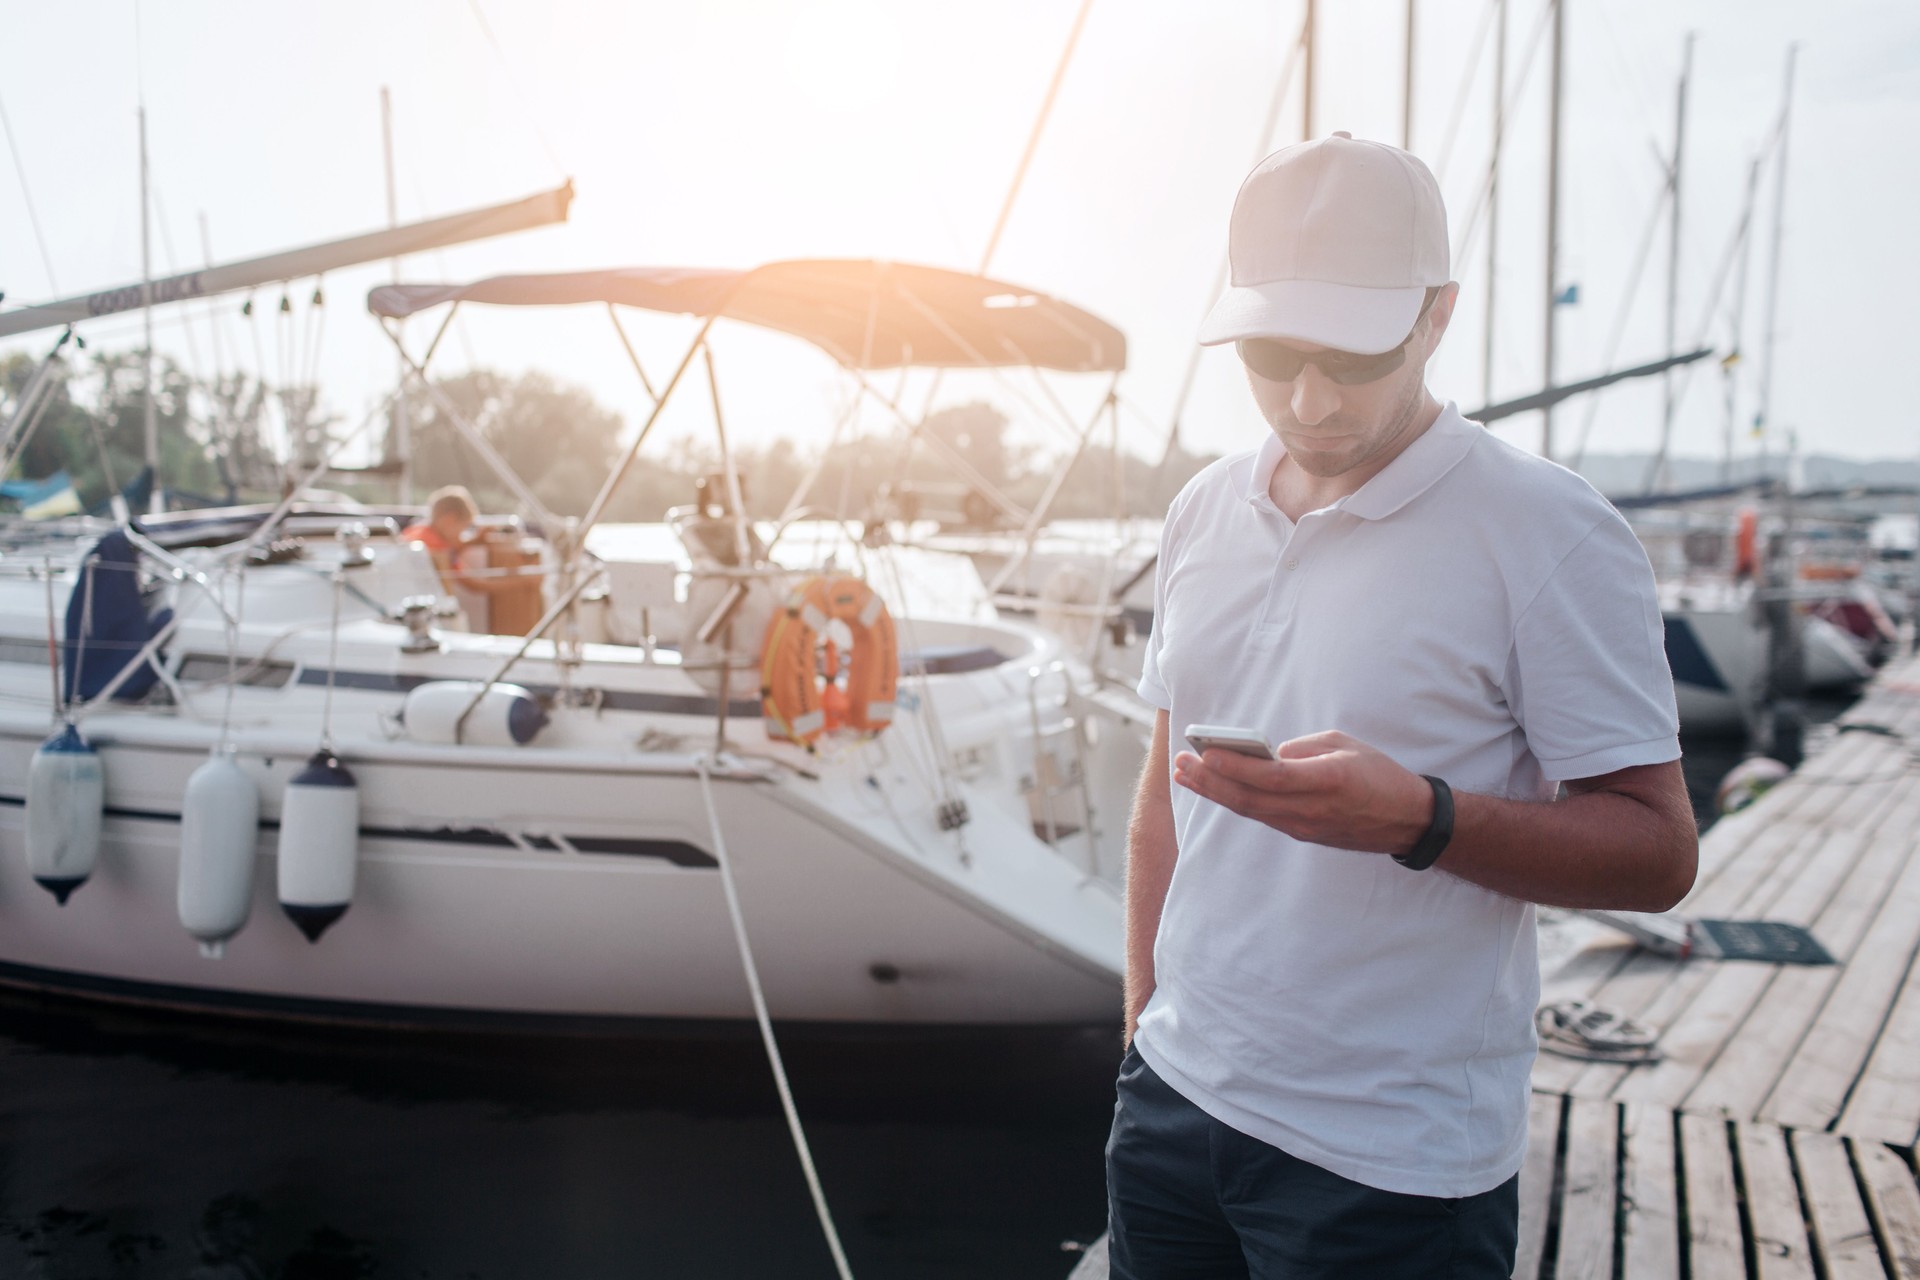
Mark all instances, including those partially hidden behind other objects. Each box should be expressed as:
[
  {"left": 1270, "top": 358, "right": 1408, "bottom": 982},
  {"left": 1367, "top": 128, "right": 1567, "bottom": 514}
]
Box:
[{"left": 0, "top": 259, "right": 1148, "bottom": 1030}]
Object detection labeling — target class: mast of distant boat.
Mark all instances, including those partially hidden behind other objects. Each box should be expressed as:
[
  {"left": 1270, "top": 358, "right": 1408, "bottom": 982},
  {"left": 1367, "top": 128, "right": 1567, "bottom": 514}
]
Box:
[
  {"left": 139, "top": 106, "right": 161, "bottom": 514},
  {"left": 1302, "top": 0, "right": 1316, "bottom": 140},
  {"left": 1482, "top": 0, "right": 1506, "bottom": 409},
  {"left": 1758, "top": 42, "right": 1803, "bottom": 765},
  {"left": 1644, "top": 32, "right": 1694, "bottom": 494},
  {"left": 1402, "top": 0, "right": 1416, "bottom": 149},
  {"left": 1540, "top": 0, "right": 1563, "bottom": 462}
]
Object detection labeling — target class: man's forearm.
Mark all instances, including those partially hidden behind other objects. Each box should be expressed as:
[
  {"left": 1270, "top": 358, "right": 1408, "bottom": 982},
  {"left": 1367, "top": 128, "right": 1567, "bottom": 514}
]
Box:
[
  {"left": 1176, "top": 738, "right": 1696, "bottom": 915},
  {"left": 1440, "top": 774, "right": 1697, "bottom": 911}
]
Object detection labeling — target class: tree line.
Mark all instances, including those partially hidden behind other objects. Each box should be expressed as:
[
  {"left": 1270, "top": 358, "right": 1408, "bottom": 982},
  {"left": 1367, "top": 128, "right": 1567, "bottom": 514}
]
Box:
[{"left": 0, "top": 350, "right": 1215, "bottom": 526}]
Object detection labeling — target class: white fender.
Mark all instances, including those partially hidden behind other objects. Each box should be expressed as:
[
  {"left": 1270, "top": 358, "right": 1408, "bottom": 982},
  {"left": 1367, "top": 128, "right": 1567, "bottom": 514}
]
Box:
[
  {"left": 26, "top": 724, "right": 103, "bottom": 905},
  {"left": 276, "top": 750, "right": 359, "bottom": 942},
  {"left": 400, "top": 681, "right": 547, "bottom": 746},
  {"left": 177, "top": 748, "right": 261, "bottom": 958}
]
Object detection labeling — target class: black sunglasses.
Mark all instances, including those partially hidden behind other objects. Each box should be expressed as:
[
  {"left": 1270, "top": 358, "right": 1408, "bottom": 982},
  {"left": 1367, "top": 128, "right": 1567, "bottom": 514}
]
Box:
[{"left": 1235, "top": 288, "right": 1440, "bottom": 386}]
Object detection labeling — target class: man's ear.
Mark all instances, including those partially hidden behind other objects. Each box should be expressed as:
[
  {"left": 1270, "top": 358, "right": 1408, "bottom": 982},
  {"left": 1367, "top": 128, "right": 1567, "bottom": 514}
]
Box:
[{"left": 1424, "top": 282, "right": 1461, "bottom": 350}]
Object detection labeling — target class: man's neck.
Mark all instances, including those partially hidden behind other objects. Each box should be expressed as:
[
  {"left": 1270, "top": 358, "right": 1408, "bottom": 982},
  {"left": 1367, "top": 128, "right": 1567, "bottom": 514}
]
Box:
[{"left": 1267, "top": 394, "right": 1444, "bottom": 521}]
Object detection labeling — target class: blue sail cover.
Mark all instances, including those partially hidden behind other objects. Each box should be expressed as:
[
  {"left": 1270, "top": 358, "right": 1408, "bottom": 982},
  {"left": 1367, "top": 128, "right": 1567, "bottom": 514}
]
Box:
[{"left": 64, "top": 530, "right": 173, "bottom": 702}]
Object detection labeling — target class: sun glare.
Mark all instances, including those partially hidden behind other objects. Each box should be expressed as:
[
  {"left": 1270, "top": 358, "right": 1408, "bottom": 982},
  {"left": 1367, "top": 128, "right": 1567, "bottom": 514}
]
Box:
[{"left": 780, "top": 0, "right": 905, "bottom": 114}]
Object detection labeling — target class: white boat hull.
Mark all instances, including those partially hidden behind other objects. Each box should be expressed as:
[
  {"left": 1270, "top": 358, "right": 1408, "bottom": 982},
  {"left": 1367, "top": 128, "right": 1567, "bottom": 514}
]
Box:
[{"left": 0, "top": 520, "right": 1138, "bottom": 1030}]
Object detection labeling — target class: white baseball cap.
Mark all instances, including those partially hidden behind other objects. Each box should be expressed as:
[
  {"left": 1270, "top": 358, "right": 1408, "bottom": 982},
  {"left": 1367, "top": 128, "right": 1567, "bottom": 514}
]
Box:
[{"left": 1198, "top": 132, "right": 1450, "bottom": 355}]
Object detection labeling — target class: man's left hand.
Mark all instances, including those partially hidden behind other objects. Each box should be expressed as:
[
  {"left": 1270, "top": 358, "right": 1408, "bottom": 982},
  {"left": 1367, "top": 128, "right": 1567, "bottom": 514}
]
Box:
[{"left": 1172, "top": 730, "right": 1434, "bottom": 855}]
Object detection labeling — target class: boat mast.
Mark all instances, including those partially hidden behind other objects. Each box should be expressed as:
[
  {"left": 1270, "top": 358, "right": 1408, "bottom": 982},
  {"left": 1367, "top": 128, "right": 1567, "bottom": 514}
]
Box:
[
  {"left": 1722, "top": 155, "right": 1762, "bottom": 486},
  {"left": 139, "top": 105, "right": 161, "bottom": 513},
  {"left": 1650, "top": 34, "right": 1694, "bottom": 494},
  {"left": 1540, "top": 0, "right": 1563, "bottom": 462},
  {"left": 1402, "top": 0, "right": 1416, "bottom": 149},
  {"left": 382, "top": 86, "right": 412, "bottom": 505},
  {"left": 1758, "top": 42, "right": 1802, "bottom": 763},
  {"left": 1302, "top": 0, "right": 1316, "bottom": 140},
  {"left": 1757, "top": 43, "right": 1796, "bottom": 480},
  {"left": 1481, "top": 0, "right": 1506, "bottom": 409},
  {"left": 1643, "top": 34, "right": 1694, "bottom": 493}
]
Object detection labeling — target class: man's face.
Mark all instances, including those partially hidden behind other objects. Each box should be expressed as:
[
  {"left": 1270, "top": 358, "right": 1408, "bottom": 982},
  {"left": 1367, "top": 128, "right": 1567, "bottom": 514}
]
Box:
[{"left": 1244, "top": 285, "right": 1457, "bottom": 480}]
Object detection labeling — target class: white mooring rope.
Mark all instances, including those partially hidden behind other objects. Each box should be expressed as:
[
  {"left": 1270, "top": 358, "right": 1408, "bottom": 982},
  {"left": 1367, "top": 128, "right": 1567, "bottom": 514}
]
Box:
[{"left": 694, "top": 757, "right": 855, "bottom": 1280}]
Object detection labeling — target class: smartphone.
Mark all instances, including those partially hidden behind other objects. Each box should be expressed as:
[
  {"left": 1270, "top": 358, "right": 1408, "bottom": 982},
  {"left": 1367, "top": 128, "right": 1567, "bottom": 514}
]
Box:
[{"left": 1183, "top": 724, "right": 1276, "bottom": 760}]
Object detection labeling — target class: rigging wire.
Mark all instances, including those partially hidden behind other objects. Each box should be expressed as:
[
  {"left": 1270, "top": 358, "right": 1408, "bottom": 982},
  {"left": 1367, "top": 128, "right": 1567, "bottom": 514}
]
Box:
[
  {"left": 464, "top": 0, "right": 570, "bottom": 179},
  {"left": 1153, "top": 10, "right": 1308, "bottom": 472},
  {"left": 149, "top": 187, "right": 206, "bottom": 386},
  {"left": 1448, "top": 0, "right": 1556, "bottom": 271},
  {"left": 1430, "top": 0, "right": 1503, "bottom": 184},
  {"left": 977, "top": 0, "right": 1096, "bottom": 275},
  {"left": 909, "top": 0, "right": 1098, "bottom": 426},
  {"left": 1569, "top": 116, "right": 1783, "bottom": 473},
  {"left": 0, "top": 88, "right": 59, "bottom": 294},
  {"left": 1564, "top": 187, "right": 1671, "bottom": 469}
]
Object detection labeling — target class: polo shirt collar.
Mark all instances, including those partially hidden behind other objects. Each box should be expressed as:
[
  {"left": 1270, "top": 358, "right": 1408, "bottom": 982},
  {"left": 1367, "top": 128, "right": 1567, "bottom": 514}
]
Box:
[{"left": 1244, "top": 401, "right": 1481, "bottom": 521}]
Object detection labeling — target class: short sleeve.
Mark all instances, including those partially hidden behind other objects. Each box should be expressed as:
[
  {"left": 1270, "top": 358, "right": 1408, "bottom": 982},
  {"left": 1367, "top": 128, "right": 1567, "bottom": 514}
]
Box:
[
  {"left": 1504, "top": 513, "right": 1681, "bottom": 782},
  {"left": 1134, "top": 503, "right": 1180, "bottom": 711}
]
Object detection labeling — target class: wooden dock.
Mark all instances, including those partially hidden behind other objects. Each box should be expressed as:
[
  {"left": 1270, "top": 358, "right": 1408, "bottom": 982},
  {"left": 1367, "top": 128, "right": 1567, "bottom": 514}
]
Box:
[
  {"left": 1518, "top": 652, "right": 1920, "bottom": 1278},
  {"left": 1073, "top": 654, "right": 1920, "bottom": 1278}
]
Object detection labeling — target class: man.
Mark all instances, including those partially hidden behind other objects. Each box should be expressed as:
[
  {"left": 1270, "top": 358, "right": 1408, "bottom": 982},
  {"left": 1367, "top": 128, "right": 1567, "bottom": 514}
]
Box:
[{"left": 1107, "top": 133, "right": 1697, "bottom": 1278}]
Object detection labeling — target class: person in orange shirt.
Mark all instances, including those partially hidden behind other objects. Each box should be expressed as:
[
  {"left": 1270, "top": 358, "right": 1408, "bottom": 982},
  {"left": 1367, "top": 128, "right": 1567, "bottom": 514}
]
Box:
[{"left": 400, "top": 485, "right": 515, "bottom": 598}]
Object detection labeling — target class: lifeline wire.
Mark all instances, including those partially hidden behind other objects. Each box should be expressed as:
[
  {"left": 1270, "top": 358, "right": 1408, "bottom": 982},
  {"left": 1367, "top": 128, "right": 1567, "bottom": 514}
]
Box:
[
  {"left": 217, "top": 568, "right": 245, "bottom": 751},
  {"left": 320, "top": 571, "right": 343, "bottom": 754},
  {"left": 42, "top": 559, "right": 61, "bottom": 722},
  {"left": 693, "top": 758, "right": 855, "bottom": 1280}
]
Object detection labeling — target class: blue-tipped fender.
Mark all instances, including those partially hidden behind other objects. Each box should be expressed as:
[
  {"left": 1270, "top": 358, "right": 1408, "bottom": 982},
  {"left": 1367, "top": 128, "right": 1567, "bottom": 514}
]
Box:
[
  {"left": 275, "top": 750, "right": 359, "bottom": 943},
  {"left": 26, "top": 724, "right": 103, "bottom": 905}
]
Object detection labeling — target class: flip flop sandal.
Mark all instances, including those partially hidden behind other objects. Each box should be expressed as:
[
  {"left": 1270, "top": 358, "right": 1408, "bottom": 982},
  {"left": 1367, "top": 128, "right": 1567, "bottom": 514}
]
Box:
[{"left": 1535, "top": 998, "right": 1663, "bottom": 1063}]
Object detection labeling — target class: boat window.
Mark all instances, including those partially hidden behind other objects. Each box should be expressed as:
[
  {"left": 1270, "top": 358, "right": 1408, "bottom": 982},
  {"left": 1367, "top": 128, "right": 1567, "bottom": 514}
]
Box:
[
  {"left": 176, "top": 654, "right": 296, "bottom": 688},
  {"left": 0, "top": 637, "right": 51, "bottom": 666}
]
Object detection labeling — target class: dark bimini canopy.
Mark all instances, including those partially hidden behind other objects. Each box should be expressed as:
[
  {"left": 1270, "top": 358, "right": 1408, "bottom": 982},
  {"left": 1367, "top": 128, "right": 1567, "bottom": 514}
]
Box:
[{"left": 366, "top": 259, "right": 1125, "bottom": 374}]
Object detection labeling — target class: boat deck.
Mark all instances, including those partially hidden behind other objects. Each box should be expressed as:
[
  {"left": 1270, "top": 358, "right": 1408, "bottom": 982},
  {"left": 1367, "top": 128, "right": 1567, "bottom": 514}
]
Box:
[{"left": 1073, "top": 654, "right": 1920, "bottom": 1278}]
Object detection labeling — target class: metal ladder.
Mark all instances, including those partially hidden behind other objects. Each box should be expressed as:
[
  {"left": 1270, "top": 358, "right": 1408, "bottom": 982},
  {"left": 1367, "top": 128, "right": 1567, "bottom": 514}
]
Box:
[{"left": 1024, "top": 660, "right": 1097, "bottom": 871}]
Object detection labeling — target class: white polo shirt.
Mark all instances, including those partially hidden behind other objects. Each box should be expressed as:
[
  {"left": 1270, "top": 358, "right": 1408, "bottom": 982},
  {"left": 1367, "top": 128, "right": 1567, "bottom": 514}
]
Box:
[{"left": 1134, "top": 402, "right": 1679, "bottom": 1198}]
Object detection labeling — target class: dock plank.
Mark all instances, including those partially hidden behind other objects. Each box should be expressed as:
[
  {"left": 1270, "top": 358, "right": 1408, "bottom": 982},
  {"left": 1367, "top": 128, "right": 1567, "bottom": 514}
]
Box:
[
  {"left": 1736, "top": 1121, "right": 1816, "bottom": 1280},
  {"left": 1700, "top": 830, "right": 1920, "bottom": 1123},
  {"left": 1567, "top": 825, "right": 1858, "bottom": 1103},
  {"left": 1760, "top": 831, "right": 1920, "bottom": 1132},
  {"left": 1791, "top": 1130, "right": 1886, "bottom": 1280},
  {"left": 1837, "top": 948, "right": 1920, "bottom": 1146},
  {"left": 1620, "top": 1101, "right": 1682, "bottom": 1279},
  {"left": 1855, "top": 1142, "right": 1920, "bottom": 1279},
  {"left": 1554, "top": 1098, "right": 1619, "bottom": 1280},
  {"left": 1624, "top": 823, "right": 1911, "bottom": 1113},
  {"left": 1679, "top": 1113, "right": 1746, "bottom": 1280},
  {"left": 1513, "top": 1092, "right": 1563, "bottom": 1280},
  {"left": 1533, "top": 821, "right": 1824, "bottom": 1098}
]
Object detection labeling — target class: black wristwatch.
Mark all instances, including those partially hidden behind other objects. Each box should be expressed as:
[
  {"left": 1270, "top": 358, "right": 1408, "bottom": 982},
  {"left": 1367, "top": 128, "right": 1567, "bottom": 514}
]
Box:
[{"left": 1393, "top": 776, "right": 1454, "bottom": 870}]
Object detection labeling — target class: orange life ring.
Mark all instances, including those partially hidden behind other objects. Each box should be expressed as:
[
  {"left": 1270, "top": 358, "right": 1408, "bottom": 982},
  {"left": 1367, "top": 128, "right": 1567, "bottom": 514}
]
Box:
[
  {"left": 1733, "top": 507, "right": 1759, "bottom": 578},
  {"left": 760, "top": 575, "right": 898, "bottom": 746}
]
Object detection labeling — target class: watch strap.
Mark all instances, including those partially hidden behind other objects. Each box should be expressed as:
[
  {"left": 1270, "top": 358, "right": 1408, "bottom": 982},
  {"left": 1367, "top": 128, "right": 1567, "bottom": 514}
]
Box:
[{"left": 1393, "top": 775, "right": 1454, "bottom": 870}]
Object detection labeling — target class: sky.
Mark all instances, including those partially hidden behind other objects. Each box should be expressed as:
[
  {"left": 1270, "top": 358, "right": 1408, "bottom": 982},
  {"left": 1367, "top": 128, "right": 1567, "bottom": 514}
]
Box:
[{"left": 1, "top": 0, "right": 1916, "bottom": 484}]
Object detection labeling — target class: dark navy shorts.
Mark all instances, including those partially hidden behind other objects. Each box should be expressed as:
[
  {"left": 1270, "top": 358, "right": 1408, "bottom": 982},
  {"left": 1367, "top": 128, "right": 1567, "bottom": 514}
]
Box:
[{"left": 1105, "top": 1046, "right": 1518, "bottom": 1279}]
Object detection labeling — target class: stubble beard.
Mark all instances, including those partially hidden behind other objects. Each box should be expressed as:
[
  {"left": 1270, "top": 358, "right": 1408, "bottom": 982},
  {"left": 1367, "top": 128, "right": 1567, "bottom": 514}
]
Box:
[{"left": 1271, "top": 367, "right": 1431, "bottom": 480}]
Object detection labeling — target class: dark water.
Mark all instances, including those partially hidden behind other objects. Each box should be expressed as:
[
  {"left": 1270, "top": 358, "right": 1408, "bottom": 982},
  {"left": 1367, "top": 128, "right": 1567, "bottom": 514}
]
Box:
[
  {"left": 0, "top": 998, "right": 1118, "bottom": 1279},
  {"left": 0, "top": 703, "right": 1853, "bottom": 1279}
]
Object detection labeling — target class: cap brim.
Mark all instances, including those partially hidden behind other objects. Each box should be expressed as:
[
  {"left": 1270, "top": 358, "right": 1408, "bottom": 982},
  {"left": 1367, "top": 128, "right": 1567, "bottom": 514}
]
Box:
[{"left": 1197, "top": 279, "right": 1427, "bottom": 355}]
